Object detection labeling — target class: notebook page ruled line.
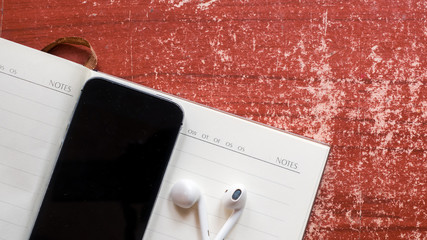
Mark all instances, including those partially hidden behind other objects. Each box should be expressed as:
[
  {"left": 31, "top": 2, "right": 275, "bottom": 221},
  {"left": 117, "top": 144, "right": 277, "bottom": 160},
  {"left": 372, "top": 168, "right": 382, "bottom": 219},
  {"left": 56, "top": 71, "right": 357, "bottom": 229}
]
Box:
[
  {"left": 0, "top": 143, "right": 47, "bottom": 161},
  {"left": 149, "top": 199, "right": 281, "bottom": 240},
  {"left": 0, "top": 217, "right": 26, "bottom": 230},
  {"left": 149, "top": 204, "right": 282, "bottom": 240},
  {"left": 145, "top": 128, "right": 296, "bottom": 240},
  {"left": 0, "top": 84, "right": 69, "bottom": 128},
  {"left": 154, "top": 189, "right": 287, "bottom": 237},
  {"left": 0, "top": 125, "right": 57, "bottom": 162},
  {"left": 0, "top": 104, "right": 62, "bottom": 129},
  {"left": 0, "top": 39, "right": 95, "bottom": 240},
  {"left": 0, "top": 183, "right": 35, "bottom": 209},
  {"left": 0, "top": 53, "right": 86, "bottom": 240},
  {"left": 0, "top": 87, "right": 67, "bottom": 113},
  {"left": 172, "top": 148, "right": 295, "bottom": 191},
  {"left": 0, "top": 190, "right": 34, "bottom": 228},
  {"left": 173, "top": 135, "right": 296, "bottom": 196},
  {"left": 0, "top": 170, "right": 41, "bottom": 193},
  {"left": 0, "top": 219, "right": 26, "bottom": 240},
  {"left": 0, "top": 71, "right": 73, "bottom": 97},
  {"left": 164, "top": 148, "right": 292, "bottom": 235},
  {"left": 0, "top": 73, "right": 64, "bottom": 180},
  {"left": 181, "top": 132, "right": 301, "bottom": 174},
  {"left": 169, "top": 150, "right": 294, "bottom": 207},
  {"left": 0, "top": 200, "right": 32, "bottom": 227},
  {"left": 0, "top": 116, "right": 58, "bottom": 146},
  {"left": 150, "top": 209, "right": 281, "bottom": 240},
  {"left": 168, "top": 163, "right": 294, "bottom": 224},
  {"left": 161, "top": 173, "right": 290, "bottom": 223},
  {"left": 169, "top": 160, "right": 293, "bottom": 214},
  {"left": 145, "top": 226, "right": 181, "bottom": 240}
]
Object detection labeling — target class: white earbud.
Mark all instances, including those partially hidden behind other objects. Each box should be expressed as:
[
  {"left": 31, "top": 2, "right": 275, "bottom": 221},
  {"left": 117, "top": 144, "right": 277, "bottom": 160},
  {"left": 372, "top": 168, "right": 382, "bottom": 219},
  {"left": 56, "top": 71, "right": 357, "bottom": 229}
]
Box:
[
  {"left": 170, "top": 179, "right": 210, "bottom": 240},
  {"left": 214, "top": 184, "right": 247, "bottom": 240}
]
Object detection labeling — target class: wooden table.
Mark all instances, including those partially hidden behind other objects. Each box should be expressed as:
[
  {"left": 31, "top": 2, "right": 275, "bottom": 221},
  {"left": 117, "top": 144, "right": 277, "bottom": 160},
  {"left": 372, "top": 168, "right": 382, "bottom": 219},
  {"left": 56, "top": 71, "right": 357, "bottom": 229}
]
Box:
[{"left": 1, "top": 0, "right": 426, "bottom": 238}]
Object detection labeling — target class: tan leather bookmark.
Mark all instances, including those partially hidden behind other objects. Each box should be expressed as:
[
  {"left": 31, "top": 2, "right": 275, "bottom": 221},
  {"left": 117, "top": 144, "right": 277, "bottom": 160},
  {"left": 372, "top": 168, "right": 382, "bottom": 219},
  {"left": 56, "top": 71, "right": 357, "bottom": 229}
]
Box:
[{"left": 41, "top": 37, "right": 98, "bottom": 70}]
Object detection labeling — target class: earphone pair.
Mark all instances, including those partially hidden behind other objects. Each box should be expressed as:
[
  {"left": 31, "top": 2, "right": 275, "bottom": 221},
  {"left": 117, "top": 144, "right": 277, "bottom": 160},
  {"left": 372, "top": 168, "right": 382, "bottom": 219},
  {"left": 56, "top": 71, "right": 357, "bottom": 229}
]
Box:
[{"left": 170, "top": 179, "right": 247, "bottom": 240}]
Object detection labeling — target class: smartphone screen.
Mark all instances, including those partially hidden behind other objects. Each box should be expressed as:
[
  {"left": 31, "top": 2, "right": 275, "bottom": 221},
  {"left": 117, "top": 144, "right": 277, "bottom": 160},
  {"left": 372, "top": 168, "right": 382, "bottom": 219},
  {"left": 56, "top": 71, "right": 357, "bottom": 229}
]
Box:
[{"left": 30, "top": 78, "right": 183, "bottom": 240}]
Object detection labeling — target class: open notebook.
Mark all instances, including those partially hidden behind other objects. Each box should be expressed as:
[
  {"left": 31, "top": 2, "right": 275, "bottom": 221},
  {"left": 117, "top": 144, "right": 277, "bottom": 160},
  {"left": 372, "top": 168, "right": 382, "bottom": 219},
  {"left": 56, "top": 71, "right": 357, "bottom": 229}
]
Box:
[{"left": 0, "top": 38, "right": 330, "bottom": 240}]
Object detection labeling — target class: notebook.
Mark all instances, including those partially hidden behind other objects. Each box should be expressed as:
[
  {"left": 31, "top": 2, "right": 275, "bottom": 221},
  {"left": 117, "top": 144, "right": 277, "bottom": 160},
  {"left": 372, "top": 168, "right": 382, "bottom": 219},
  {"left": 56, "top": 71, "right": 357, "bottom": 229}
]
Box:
[{"left": 0, "top": 38, "right": 330, "bottom": 240}]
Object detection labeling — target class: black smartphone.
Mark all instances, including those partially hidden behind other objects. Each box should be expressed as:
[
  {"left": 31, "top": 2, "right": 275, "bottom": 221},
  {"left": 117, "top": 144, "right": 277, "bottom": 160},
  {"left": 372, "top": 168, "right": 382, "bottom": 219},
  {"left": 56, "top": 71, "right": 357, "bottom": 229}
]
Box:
[{"left": 30, "top": 78, "right": 183, "bottom": 240}]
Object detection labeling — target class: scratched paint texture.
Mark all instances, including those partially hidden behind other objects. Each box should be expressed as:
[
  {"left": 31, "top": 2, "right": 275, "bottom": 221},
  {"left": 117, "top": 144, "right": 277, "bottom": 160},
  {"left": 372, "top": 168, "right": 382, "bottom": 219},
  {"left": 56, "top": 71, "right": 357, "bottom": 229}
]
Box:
[{"left": 1, "top": 0, "right": 426, "bottom": 239}]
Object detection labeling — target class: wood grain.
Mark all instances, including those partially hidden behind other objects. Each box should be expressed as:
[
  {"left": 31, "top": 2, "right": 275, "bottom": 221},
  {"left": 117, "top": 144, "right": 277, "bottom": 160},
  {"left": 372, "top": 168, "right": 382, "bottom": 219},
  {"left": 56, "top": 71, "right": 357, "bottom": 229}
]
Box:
[{"left": 1, "top": 0, "right": 426, "bottom": 239}]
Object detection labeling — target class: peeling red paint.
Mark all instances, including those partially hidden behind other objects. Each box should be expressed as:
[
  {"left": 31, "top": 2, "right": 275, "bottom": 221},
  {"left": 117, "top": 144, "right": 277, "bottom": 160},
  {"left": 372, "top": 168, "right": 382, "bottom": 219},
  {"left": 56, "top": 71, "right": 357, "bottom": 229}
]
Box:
[{"left": 2, "top": 0, "right": 426, "bottom": 238}]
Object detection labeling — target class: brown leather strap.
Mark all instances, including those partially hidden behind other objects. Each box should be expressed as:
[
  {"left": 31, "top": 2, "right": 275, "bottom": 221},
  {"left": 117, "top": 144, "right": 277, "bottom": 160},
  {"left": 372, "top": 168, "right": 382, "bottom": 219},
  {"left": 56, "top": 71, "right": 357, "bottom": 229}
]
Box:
[{"left": 41, "top": 37, "right": 98, "bottom": 70}]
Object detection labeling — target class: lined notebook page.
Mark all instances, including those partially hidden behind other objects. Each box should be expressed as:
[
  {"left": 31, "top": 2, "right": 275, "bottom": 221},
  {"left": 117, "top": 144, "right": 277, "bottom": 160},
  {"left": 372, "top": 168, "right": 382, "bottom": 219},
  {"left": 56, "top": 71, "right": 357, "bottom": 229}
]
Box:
[
  {"left": 0, "top": 38, "right": 329, "bottom": 240},
  {"left": 92, "top": 72, "right": 331, "bottom": 240},
  {"left": 143, "top": 103, "right": 329, "bottom": 240},
  {"left": 0, "top": 38, "right": 89, "bottom": 240}
]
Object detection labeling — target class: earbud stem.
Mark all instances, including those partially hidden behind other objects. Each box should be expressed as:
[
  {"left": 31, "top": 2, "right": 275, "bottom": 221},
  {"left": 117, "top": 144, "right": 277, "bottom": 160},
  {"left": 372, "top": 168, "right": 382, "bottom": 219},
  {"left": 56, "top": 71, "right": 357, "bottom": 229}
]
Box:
[
  {"left": 213, "top": 209, "right": 243, "bottom": 240},
  {"left": 198, "top": 195, "right": 210, "bottom": 240}
]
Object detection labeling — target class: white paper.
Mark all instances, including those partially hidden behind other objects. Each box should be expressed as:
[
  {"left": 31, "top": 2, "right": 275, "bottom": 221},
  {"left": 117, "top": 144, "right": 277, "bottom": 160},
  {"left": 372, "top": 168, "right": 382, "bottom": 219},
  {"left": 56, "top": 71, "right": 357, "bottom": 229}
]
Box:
[
  {"left": 0, "top": 38, "right": 330, "bottom": 240},
  {"left": 92, "top": 72, "right": 330, "bottom": 240},
  {"left": 0, "top": 38, "right": 89, "bottom": 240}
]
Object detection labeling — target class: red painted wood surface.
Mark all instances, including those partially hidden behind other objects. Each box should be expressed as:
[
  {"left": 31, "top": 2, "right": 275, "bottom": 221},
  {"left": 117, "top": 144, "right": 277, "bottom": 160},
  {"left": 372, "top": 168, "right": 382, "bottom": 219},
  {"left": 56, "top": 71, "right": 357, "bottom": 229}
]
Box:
[{"left": 1, "top": 0, "right": 426, "bottom": 239}]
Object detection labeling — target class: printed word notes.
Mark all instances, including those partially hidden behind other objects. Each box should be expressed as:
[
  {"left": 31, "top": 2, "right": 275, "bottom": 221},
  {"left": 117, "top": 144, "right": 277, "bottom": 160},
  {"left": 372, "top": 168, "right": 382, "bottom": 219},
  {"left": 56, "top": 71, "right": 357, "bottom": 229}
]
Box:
[{"left": 0, "top": 39, "right": 88, "bottom": 240}]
